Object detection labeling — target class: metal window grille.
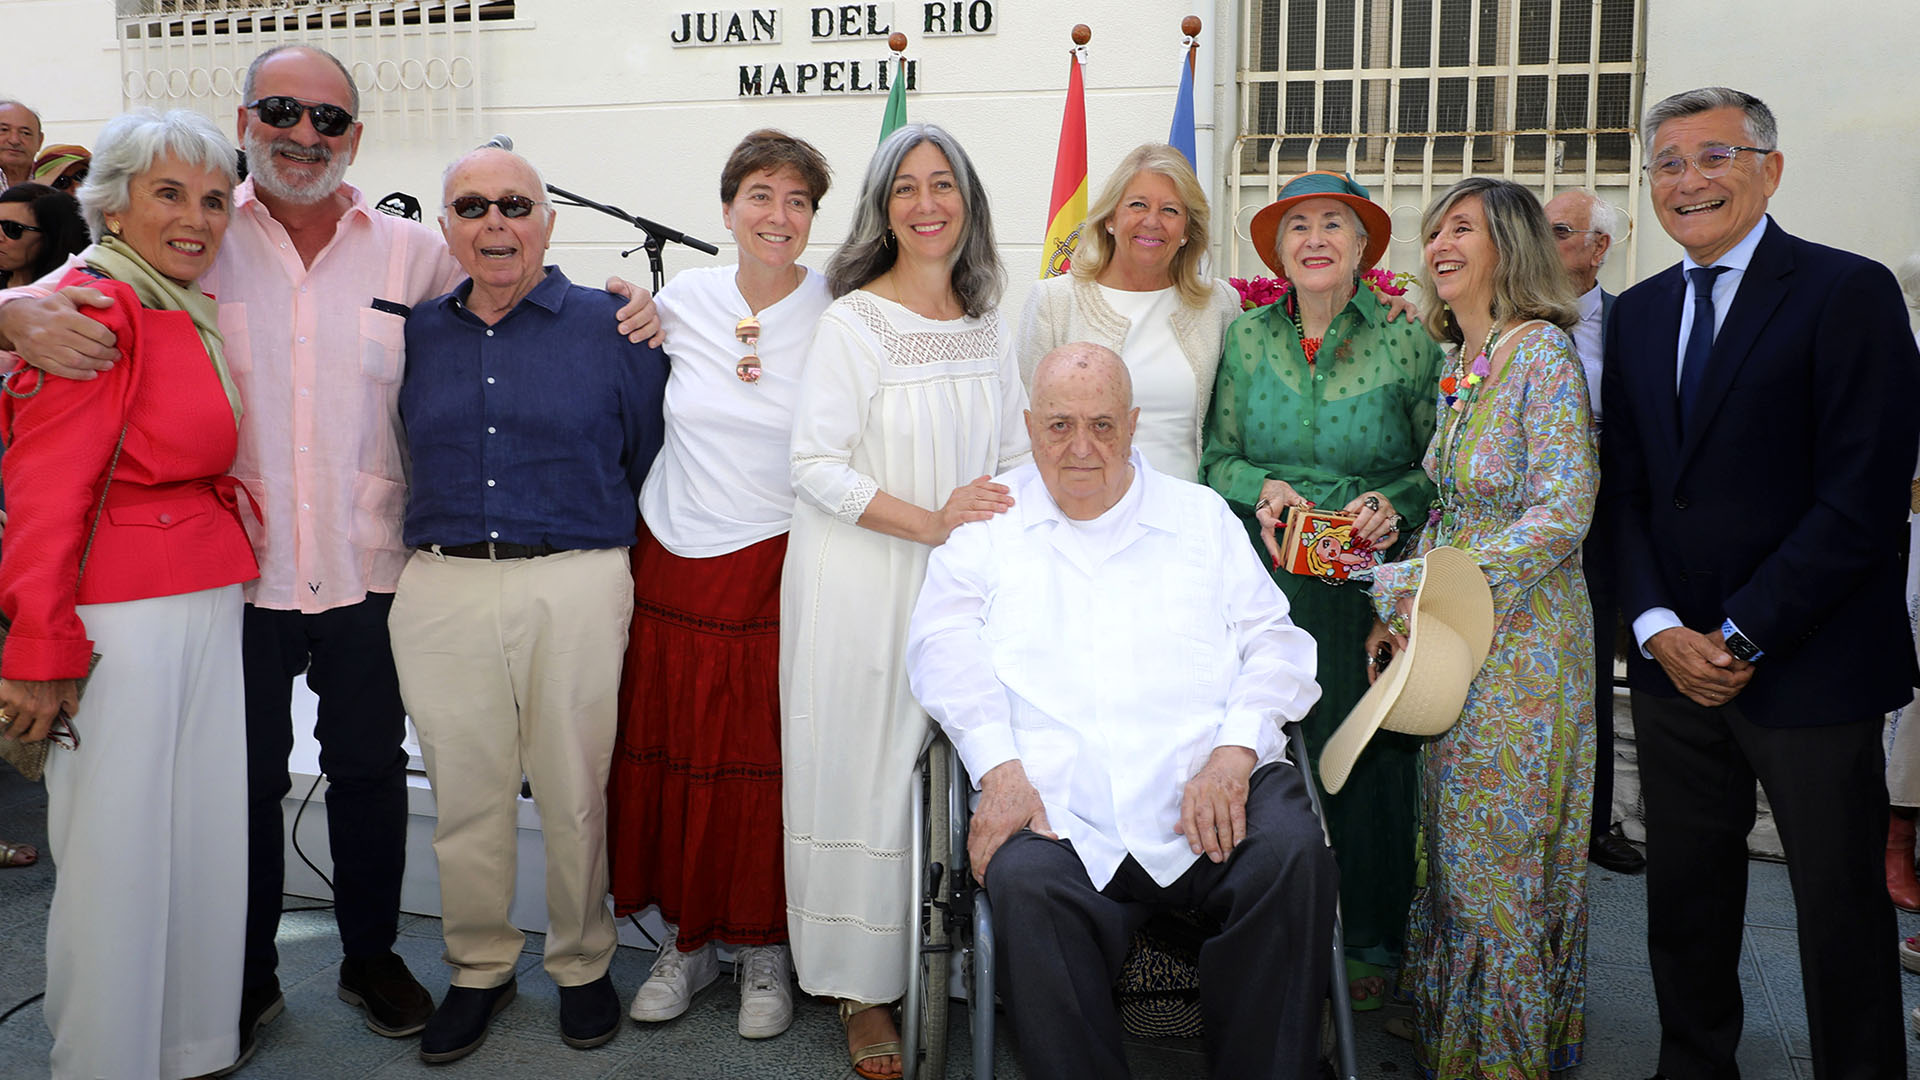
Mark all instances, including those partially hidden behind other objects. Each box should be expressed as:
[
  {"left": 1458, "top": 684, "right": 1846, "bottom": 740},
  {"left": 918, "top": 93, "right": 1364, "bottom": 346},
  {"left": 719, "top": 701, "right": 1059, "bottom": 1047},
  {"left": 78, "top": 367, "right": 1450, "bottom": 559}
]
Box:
[
  {"left": 115, "top": 1, "right": 511, "bottom": 142},
  {"left": 1230, "top": 0, "right": 1646, "bottom": 274}
]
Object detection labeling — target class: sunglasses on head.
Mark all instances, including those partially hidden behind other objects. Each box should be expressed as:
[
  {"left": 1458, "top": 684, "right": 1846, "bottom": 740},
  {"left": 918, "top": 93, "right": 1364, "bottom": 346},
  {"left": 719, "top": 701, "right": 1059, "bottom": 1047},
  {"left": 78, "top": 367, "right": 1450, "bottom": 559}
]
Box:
[
  {"left": 0, "top": 220, "right": 44, "bottom": 241},
  {"left": 246, "top": 95, "right": 355, "bottom": 138},
  {"left": 446, "top": 194, "right": 543, "bottom": 220}
]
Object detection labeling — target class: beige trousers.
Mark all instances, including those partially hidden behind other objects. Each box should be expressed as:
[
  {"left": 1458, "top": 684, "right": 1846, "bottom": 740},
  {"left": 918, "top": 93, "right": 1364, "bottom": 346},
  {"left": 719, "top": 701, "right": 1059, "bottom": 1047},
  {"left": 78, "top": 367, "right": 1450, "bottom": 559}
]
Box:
[{"left": 390, "top": 547, "right": 632, "bottom": 987}]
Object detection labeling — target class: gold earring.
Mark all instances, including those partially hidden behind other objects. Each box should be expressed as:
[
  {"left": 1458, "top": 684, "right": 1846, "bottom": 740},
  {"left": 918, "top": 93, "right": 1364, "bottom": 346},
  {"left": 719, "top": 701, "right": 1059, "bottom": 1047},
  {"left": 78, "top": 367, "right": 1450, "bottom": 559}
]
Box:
[{"left": 106, "top": 220, "right": 121, "bottom": 235}]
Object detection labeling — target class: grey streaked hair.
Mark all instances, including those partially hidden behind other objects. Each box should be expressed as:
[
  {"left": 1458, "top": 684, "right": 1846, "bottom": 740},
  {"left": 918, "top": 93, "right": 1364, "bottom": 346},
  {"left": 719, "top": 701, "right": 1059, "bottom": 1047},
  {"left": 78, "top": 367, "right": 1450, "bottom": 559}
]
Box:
[
  {"left": 243, "top": 44, "right": 361, "bottom": 118},
  {"left": 1417, "top": 177, "right": 1579, "bottom": 346},
  {"left": 1641, "top": 87, "right": 1777, "bottom": 152},
  {"left": 440, "top": 147, "right": 553, "bottom": 222},
  {"left": 77, "top": 109, "right": 238, "bottom": 242},
  {"left": 826, "top": 122, "right": 1004, "bottom": 319}
]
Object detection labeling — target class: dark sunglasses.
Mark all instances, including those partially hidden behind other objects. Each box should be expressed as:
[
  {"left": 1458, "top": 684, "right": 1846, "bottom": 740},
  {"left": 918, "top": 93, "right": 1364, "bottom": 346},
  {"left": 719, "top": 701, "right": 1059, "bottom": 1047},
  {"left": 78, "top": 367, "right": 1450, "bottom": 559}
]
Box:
[
  {"left": 0, "top": 220, "right": 44, "bottom": 241},
  {"left": 246, "top": 95, "right": 355, "bottom": 138},
  {"left": 446, "top": 194, "right": 543, "bottom": 220},
  {"left": 50, "top": 167, "right": 87, "bottom": 192}
]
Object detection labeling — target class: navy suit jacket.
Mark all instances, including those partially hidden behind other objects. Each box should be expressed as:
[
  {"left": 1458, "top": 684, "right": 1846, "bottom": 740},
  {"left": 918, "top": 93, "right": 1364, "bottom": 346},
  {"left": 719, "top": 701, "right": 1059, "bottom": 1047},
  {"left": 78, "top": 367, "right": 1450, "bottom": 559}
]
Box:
[{"left": 1600, "top": 216, "right": 1920, "bottom": 727}]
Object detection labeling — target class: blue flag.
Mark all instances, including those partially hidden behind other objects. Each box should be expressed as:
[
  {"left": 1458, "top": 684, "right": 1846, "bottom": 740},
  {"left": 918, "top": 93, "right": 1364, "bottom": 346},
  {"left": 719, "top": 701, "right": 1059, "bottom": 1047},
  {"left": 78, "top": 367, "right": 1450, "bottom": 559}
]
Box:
[{"left": 1168, "top": 51, "right": 1197, "bottom": 167}]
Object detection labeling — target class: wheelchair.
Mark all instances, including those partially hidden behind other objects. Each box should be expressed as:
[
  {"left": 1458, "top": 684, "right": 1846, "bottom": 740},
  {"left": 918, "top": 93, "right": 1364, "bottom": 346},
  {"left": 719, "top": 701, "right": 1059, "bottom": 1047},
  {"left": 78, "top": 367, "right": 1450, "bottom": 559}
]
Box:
[{"left": 901, "top": 721, "right": 1361, "bottom": 1080}]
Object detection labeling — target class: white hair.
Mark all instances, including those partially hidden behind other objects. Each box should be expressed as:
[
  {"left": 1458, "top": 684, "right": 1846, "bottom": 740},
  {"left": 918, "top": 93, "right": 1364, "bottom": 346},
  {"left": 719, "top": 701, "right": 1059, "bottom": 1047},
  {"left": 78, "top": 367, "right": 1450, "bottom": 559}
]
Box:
[{"left": 77, "top": 109, "right": 237, "bottom": 242}]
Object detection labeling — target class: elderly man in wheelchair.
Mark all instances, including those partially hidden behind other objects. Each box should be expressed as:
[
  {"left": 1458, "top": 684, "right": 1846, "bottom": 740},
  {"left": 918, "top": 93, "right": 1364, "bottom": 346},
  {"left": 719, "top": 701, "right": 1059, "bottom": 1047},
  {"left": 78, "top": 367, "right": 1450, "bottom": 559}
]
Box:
[{"left": 906, "top": 343, "right": 1338, "bottom": 1079}]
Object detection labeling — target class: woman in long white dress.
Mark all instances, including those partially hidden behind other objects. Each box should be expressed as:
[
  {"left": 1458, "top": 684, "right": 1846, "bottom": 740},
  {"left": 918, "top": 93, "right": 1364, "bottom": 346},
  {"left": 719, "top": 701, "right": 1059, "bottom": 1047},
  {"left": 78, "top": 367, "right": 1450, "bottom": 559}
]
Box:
[{"left": 780, "top": 122, "right": 1029, "bottom": 1080}]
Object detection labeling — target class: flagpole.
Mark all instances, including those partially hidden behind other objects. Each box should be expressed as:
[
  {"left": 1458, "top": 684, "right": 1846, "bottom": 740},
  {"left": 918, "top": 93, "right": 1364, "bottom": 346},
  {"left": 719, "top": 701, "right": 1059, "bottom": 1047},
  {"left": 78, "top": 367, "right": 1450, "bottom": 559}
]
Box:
[
  {"left": 1182, "top": 15, "right": 1201, "bottom": 74},
  {"left": 878, "top": 31, "right": 909, "bottom": 143}
]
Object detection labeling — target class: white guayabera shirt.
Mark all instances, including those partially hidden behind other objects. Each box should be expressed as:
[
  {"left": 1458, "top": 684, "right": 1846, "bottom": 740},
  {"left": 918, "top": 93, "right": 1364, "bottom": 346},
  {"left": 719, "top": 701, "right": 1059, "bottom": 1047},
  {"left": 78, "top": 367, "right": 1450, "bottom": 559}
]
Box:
[{"left": 907, "top": 449, "right": 1323, "bottom": 889}]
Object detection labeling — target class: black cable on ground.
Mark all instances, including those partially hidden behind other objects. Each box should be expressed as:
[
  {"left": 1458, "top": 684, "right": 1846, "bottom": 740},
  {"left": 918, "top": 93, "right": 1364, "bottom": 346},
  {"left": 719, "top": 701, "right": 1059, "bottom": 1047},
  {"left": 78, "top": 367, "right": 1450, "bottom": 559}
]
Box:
[{"left": 0, "top": 992, "right": 43, "bottom": 1026}]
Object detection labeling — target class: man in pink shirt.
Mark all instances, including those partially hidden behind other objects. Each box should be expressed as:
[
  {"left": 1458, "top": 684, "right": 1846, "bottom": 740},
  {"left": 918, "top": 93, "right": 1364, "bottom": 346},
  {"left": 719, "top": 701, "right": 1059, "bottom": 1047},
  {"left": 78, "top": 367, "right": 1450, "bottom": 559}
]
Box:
[{"left": 0, "top": 45, "right": 658, "bottom": 1073}]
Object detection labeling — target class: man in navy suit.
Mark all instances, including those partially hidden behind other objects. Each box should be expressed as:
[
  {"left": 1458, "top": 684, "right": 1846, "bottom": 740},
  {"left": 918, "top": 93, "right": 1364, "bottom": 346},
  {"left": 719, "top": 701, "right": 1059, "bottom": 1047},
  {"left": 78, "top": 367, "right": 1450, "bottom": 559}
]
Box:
[
  {"left": 1602, "top": 87, "right": 1916, "bottom": 1079},
  {"left": 1545, "top": 187, "right": 1644, "bottom": 876}
]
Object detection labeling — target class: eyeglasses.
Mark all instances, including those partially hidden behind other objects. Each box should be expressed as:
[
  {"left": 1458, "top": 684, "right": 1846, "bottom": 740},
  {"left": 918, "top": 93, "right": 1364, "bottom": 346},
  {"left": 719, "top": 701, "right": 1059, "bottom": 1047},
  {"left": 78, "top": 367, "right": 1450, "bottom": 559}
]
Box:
[
  {"left": 735, "top": 316, "right": 762, "bottom": 384},
  {"left": 0, "top": 220, "right": 44, "bottom": 241},
  {"left": 246, "top": 96, "right": 356, "bottom": 138},
  {"left": 1550, "top": 224, "right": 1600, "bottom": 240},
  {"left": 1645, "top": 145, "right": 1773, "bottom": 182},
  {"left": 446, "top": 194, "right": 544, "bottom": 220},
  {"left": 49, "top": 167, "right": 87, "bottom": 192}
]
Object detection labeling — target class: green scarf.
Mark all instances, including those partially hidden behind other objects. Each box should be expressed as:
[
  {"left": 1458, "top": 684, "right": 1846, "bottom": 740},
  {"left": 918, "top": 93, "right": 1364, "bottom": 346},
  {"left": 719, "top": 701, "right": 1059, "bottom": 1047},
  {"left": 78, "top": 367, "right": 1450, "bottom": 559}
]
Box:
[{"left": 82, "top": 234, "right": 242, "bottom": 424}]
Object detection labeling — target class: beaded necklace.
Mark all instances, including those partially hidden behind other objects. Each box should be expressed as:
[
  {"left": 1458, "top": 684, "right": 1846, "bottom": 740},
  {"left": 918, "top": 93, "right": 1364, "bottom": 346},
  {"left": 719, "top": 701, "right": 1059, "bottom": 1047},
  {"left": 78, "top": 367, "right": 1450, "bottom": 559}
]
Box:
[
  {"left": 1286, "top": 294, "right": 1324, "bottom": 365},
  {"left": 1427, "top": 323, "right": 1504, "bottom": 537}
]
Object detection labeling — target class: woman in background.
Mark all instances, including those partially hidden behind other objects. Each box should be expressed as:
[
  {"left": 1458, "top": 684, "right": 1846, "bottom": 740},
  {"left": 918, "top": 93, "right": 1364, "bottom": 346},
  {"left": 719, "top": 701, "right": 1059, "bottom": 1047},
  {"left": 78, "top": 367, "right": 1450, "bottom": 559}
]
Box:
[{"left": 0, "top": 182, "right": 89, "bottom": 289}]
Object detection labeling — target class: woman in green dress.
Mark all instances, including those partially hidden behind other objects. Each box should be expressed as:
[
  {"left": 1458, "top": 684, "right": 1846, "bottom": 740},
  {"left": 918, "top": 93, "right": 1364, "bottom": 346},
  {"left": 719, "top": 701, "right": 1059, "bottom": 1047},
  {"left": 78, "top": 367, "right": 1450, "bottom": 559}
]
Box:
[{"left": 1201, "top": 171, "right": 1444, "bottom": 1003}]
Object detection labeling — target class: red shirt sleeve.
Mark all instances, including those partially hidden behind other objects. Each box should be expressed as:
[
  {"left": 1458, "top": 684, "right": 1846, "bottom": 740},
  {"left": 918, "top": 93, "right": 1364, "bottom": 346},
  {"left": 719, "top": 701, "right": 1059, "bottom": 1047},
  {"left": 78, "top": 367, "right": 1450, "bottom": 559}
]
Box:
[{"left": 0, "top": 277, "right": 140, "bottom": 681}]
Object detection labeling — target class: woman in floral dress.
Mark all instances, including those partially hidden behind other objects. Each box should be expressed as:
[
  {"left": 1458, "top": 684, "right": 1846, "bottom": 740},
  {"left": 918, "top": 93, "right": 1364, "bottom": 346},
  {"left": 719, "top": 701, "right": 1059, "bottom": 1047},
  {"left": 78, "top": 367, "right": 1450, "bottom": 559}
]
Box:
[{"left": 1365, "top": 177, "right": 1597, "bottom": 1079}]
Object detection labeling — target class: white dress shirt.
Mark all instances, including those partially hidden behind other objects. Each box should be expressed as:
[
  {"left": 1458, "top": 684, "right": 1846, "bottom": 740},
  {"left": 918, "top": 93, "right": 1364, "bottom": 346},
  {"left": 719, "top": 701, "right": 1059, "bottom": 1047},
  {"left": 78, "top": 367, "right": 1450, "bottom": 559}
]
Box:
[
  {"left": 1571, "top": 283, "right": 1604, "bottom": 420},
  {"left": 906, "top": 450, "right": 1322, "bottom": 889},
  {"left": 1632, "top": 215, "right": 1772, "bottom": 653}
]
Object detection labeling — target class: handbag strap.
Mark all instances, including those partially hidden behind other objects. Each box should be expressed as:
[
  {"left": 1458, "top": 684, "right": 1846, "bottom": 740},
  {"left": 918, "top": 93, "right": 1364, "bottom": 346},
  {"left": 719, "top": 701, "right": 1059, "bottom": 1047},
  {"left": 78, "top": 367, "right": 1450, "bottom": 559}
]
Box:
[{"left": 76, "top": 421, "right": 130, "bottom": 584}]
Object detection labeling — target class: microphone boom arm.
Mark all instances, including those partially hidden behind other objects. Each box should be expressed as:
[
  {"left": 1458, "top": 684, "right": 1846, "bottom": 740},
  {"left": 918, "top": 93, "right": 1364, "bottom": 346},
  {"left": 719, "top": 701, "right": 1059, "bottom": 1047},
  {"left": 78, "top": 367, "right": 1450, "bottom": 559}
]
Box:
[{"left": 545, "top": 182, "right": 719, "bottom": 294}]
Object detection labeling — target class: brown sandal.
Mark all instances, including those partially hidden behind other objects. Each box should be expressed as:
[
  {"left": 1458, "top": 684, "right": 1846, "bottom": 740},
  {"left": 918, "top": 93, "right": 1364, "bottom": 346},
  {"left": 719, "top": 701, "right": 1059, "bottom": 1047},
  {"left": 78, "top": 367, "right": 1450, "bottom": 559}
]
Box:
[
  {"left": 0, "top": 840, "right": 36, "bottom": 869},
  {"left": 838, "top": 999, "right": 903, "bottom": 1080}
]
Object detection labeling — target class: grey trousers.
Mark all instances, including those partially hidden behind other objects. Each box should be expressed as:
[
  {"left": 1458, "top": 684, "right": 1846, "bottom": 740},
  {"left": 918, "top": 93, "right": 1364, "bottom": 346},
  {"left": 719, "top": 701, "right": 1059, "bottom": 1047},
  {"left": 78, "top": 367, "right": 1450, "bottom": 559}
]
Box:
[{"left": 984, "top": 762, "right": 1338, "bottom": 1080}]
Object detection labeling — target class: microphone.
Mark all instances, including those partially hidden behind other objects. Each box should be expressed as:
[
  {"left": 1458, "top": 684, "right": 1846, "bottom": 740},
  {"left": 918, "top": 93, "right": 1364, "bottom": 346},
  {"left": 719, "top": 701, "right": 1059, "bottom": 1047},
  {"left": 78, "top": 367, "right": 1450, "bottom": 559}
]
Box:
[{"left": 482, "top": 134, "right": 513, "bottom": 151}]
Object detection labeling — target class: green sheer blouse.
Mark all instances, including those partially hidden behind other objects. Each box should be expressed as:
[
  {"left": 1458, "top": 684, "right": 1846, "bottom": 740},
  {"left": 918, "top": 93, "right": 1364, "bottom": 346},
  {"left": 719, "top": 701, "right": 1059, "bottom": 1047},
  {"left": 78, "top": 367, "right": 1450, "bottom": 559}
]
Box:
[{"left": 1202, "top": 285, "right": 1445, "bottom": 525}]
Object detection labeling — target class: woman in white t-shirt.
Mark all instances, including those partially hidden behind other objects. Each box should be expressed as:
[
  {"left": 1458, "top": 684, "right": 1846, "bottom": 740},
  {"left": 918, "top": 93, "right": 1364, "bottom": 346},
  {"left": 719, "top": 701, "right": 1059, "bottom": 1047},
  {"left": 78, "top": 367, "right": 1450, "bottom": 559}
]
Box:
[
  {"left": 605, "top": 129, "right": 834, "bottom": 1043},
  {"left": 1015, "top": 143, "right": 1242, "bottom": 481}
]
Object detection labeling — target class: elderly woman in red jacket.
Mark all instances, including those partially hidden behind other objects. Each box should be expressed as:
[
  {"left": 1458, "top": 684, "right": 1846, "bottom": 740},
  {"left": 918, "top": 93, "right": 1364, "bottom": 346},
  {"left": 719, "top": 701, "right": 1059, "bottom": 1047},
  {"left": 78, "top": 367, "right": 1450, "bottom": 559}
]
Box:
[{"left": 0, "top": 108, "right": 257, "bottom": 1080}]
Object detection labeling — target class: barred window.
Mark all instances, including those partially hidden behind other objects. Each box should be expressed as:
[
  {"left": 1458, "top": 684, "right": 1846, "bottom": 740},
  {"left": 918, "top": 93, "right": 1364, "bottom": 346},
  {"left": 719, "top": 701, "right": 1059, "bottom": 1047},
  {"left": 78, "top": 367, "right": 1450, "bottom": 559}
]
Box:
[{"left": 1240, "top": 0, "right": 1643, "bottom": 178}]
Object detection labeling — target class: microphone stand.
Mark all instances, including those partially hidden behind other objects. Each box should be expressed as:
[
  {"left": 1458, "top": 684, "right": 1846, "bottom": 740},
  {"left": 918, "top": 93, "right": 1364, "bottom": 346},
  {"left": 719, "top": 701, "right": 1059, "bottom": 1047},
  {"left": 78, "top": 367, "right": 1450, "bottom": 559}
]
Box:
[{"left": 545, "top": 183, "right": 719, "bottom": 294}]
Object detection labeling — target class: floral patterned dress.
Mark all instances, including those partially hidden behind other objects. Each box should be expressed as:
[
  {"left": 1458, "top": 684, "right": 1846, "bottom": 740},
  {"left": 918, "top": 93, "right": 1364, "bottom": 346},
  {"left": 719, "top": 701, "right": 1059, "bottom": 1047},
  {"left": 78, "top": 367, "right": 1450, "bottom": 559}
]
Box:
[{"left": 1368, "top": 322, "right": 1598, "bottom": 1079}]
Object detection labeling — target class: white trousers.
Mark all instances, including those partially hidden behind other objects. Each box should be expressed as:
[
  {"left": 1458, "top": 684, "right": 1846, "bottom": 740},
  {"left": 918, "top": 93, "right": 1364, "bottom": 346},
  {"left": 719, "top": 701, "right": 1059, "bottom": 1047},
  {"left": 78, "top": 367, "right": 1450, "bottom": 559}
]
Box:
[
  {"left": 390, "top": 547, "right": 632, "bottom": 988},
  {"left": 43, "top": 584, "right": 247, "bottom": 1080}
]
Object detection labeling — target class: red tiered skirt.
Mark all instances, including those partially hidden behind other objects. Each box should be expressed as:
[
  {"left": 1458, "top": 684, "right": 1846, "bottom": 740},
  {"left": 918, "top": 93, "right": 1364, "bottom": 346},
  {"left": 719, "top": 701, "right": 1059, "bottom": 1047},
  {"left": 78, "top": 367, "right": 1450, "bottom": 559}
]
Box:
[{"left": 606, "top": 522, "right": 788, "bottom": 948}]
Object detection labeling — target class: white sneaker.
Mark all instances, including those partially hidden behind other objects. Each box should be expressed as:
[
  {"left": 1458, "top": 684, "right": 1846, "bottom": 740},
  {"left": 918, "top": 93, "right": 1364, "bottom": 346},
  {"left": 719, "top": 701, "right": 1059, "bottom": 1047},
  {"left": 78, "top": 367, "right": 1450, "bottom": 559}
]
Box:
[
  {"left": 629, "top": 926, "right": 720, "bottom": 1022},
  {"left": 733, "top": 944, "right": 794, "bottom": 1039}
]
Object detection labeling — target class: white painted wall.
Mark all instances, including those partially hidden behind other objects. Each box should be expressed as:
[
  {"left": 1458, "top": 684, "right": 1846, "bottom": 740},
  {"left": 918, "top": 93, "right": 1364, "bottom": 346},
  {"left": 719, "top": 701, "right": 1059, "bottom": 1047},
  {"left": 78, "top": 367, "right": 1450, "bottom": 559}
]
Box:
[{"left": 13, "top": 1, "right": 1917, "bottom": 300}]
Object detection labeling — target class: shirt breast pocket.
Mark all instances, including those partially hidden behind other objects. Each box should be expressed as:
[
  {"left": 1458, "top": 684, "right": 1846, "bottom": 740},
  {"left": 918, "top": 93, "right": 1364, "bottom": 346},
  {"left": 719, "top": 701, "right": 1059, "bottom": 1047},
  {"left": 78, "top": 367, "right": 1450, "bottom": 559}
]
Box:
[
  {"left": 359, "top": 307, "right": 407, "bottom": 384},
  {"left": 217, "top": 302, "right": 251, "bottom": 375}
]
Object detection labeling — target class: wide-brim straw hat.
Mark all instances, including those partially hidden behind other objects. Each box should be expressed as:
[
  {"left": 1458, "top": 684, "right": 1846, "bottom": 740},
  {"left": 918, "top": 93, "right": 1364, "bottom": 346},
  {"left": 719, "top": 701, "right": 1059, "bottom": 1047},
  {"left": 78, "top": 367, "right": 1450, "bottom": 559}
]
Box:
[
  {"left": 1249, "top": 171, "right": 1392, "bottom": 278},
  {"left": 1318, "top": 546, "right": 1494, "bottom": 795}
]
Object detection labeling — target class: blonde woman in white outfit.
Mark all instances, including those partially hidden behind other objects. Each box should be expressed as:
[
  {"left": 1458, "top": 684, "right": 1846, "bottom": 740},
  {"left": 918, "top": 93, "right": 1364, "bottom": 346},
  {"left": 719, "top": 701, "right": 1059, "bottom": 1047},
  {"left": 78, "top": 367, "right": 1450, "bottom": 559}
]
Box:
[
  {"left": 1015, "top": 143, "right": 1240, "bottom": 481},
  {"left": 781, "top": 122, "right": 1029, "bottom": 1080}
]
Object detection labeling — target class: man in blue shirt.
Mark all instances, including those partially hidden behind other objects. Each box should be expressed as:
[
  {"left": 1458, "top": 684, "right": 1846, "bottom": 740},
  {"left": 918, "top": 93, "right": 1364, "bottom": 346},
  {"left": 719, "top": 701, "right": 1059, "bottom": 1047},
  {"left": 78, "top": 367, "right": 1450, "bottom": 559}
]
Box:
[{"left": 390, "top": 146, "right": 667, "bottom": 1064}]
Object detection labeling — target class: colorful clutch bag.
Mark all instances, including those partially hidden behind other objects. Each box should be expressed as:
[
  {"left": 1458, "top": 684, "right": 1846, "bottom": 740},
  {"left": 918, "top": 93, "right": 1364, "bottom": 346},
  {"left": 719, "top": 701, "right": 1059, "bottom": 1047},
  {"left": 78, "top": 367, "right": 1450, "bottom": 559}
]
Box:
[{"left": 1278, "top": 507, "right": 1382, "bottom": 581}]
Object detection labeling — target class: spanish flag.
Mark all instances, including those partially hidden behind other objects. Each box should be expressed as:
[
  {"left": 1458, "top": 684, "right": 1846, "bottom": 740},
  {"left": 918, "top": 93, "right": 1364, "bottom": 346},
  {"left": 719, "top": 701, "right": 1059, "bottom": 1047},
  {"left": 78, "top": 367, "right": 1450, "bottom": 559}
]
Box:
[{"left": 1039, "top": 49, "right": 1088, "bottom": 279}]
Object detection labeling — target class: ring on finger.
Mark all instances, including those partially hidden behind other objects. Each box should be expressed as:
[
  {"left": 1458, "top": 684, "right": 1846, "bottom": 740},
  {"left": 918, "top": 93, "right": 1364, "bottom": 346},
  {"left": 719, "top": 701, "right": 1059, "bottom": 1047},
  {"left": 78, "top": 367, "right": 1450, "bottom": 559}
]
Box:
[{"left": 1364, "top": 494, "right": 1381, "bottom": 511}]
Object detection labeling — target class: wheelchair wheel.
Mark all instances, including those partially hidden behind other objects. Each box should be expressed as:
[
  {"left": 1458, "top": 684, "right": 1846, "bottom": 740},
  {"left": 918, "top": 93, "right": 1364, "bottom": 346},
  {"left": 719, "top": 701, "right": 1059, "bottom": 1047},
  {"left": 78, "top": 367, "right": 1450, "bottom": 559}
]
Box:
[{"left": 904, "top": 750, "right": 951, "bottom": 1080}]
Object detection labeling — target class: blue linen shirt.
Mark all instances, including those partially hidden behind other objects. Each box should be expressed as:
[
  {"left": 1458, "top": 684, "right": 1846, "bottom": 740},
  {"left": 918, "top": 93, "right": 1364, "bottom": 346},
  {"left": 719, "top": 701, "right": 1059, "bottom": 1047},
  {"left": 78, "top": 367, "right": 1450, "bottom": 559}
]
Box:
[{"left": 400, "top": 267, "right": 667, "bottom": 550}]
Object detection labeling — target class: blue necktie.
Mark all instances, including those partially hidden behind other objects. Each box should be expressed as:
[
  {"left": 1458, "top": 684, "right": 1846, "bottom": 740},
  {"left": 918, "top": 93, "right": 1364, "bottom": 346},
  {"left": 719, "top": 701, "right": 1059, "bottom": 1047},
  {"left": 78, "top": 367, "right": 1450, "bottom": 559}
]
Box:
[{"left": 1677, "top": 265, "right": 1729, "bottom": 435}]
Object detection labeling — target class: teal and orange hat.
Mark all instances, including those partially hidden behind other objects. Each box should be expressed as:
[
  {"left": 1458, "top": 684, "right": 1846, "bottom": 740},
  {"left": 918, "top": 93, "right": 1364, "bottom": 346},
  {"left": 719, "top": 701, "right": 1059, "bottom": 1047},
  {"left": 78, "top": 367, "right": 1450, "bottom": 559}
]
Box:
[{"left": 1249, "top": 171, "right": 1391, "bottom": 276}]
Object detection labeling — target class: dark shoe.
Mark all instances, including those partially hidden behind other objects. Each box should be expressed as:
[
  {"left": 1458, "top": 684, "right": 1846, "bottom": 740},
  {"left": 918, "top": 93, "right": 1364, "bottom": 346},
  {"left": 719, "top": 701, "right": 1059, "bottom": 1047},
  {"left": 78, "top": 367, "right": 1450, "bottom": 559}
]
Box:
[
  {"left": 211, "top": 982, "right": 284, "bottom": 1077},
  {"left": 1589, "top": 828, "right": 1646, "bottom": 875},
  {"left": 419, "top": 980, "right": 516, "bottom": 1065},
  {"left": 558, "top": 973, "right": 620, "bottom": 1049},
  {"left": 339, "top": 952, "right": 434, "bottom": 1037}
]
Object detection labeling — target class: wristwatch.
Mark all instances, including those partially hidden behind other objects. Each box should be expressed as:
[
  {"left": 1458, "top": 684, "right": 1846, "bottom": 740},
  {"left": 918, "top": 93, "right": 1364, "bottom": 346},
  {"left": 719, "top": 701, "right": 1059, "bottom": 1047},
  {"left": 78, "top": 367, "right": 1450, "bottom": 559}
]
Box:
[{"left": 1720, "top": 617, "right": 1763, "bottom": 662}]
